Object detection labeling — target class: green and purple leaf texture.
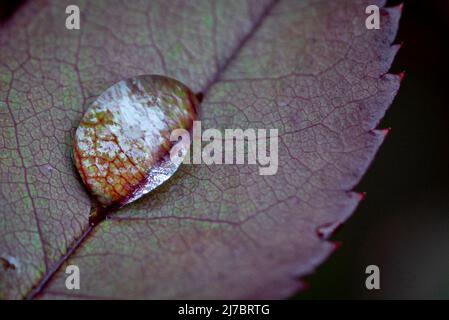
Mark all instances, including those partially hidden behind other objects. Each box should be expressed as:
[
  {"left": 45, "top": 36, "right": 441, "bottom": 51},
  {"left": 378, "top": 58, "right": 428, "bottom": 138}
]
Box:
[{"left": 0, "top": 0, "right": 401, "bottom": 299}]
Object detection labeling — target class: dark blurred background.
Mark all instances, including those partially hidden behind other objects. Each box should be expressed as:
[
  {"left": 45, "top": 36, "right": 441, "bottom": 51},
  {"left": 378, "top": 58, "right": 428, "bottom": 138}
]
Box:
[{"left": 299, "top": 0, "right": 449, "bottom": 299}]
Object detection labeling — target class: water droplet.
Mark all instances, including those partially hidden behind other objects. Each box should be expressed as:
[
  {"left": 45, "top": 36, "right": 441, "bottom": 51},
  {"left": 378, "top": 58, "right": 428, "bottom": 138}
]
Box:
[{"left": 73, "top": 75, "right": 198, "bottom": 208}]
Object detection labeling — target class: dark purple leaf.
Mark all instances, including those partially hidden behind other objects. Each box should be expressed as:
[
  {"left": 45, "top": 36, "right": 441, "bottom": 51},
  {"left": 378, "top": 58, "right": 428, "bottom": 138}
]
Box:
[{"left": 0, "top": 0, "right": 401, "bottom": 299}]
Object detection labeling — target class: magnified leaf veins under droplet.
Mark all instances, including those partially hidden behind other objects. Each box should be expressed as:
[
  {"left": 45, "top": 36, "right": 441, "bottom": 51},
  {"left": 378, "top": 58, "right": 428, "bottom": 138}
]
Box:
[{"left": 73, "top": 75, "right": 198, "bottom": 209}]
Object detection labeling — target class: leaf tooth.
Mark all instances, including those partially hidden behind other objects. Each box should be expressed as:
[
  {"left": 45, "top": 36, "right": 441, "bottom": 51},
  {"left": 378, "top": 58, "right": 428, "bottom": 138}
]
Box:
[
  {"left": 370, "top": 127, "right": 391, "bottom": 140},
  {"left": 392, "top": 41, "right": 403, "bottom": 52},
  {"left": 315, "top": 191, "right": 363, "bottom": 242},
  {"left": 382, "top": 3, "right": 403, "bottom": 43},
  {"left": 331, "top": 241, "right": 342, "bottom": 252},
  {"left": 385, "top": 2, "right": 404, "bottom": 13},
  {"left": 316, "top": 221, "right": 343, "bottom": 240},
  {"left": 298, "top": 281, "right": 310, "bottom": 292},
  {"left": 358, "top": 191, "right": 367, "bottom": 202},
  {"left": 398, "top": 71, "right": 406, "bottom": 82}
]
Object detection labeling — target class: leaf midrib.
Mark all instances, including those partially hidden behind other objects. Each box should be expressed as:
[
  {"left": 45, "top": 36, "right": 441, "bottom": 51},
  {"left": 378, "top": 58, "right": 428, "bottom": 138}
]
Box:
[{"left": 24, "top": 0, "right": 279, "bottom": 300}]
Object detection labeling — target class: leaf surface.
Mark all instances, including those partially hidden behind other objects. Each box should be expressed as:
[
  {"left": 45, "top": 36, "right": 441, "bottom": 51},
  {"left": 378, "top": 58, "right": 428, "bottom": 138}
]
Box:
[{"left": 0, "top": 0, "right": 401, "bottom": 299}]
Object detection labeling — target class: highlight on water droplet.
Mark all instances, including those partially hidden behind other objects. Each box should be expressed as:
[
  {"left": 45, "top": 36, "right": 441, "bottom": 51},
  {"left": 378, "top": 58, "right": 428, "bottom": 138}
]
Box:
[{"left": 73, "top": 75, "right": 198, "bottom": 208}]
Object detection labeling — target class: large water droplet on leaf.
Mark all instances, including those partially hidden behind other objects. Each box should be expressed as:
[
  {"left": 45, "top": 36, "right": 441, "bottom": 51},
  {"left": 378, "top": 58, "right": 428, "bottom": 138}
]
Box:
[{"left": 73, "top": 75, "right": 198, "bottom": 208}]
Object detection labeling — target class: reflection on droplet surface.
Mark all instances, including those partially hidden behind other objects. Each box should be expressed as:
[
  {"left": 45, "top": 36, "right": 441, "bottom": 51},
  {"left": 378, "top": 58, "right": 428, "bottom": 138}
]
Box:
[{"left": 73, "top": 75, "right": 198, "bottom": 208}]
